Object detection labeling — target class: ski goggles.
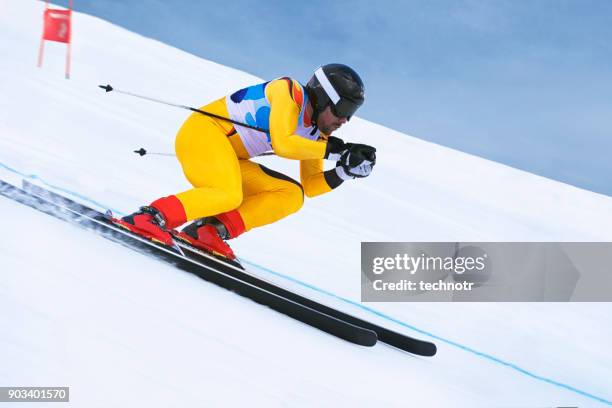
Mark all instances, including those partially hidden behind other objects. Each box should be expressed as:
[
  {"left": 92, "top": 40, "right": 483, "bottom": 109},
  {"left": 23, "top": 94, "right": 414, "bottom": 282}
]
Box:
[{"left": 330, "top": 98, "right": 361, "bottom": 119}]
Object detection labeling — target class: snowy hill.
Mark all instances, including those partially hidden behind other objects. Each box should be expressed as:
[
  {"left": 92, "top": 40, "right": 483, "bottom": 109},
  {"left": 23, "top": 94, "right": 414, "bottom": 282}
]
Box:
[{"left": 1, "top": 1, "right": 611, "bottom": 406}]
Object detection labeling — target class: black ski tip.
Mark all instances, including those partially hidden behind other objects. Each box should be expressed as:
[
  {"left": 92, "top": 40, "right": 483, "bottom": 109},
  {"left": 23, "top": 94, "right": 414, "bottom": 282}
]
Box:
[
  {"left": 421, "top": 342, "right": 437, "bottom": 357},
  {"left": 98, "top": 84, "right": 113, "bottom": 92},
  {"left": 359, "top": 329, "right": 378, "bottom": 347},
  {"left": 134, "top": 148, "right": 147, "bottom": 156}
]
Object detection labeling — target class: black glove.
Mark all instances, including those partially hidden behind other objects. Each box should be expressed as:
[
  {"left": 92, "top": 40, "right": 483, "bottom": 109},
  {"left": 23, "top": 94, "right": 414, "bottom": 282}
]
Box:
[
  {"left": 336, "top": 144, "right": 376, "bottom": 179},
  {"left": 336, "top": 153, "right": 375, "bottom": 179},
  {"left": 324, "top": 136, "right": 347, "bottom": 161},
  {"left": 342, "top": 143, "right": 376, "bottom": 167}
]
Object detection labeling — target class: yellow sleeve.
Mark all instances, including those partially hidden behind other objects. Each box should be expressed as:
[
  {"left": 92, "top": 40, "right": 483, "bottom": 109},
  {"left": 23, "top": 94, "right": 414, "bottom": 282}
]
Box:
[
  {"left": 300, "top": 158, "right": 347, "bottom": 198},
  {"left": 300, "top": 159, "right": 330, "bottom": 197},
  {"left": 266, "top": 79, "right": 327, "bottom": 160}
]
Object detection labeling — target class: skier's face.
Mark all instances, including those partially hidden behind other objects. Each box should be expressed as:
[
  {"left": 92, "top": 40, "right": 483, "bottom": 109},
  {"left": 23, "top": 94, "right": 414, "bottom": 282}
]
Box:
[{"left": 317, "top": 105, "right": 348, "bottom": 135}]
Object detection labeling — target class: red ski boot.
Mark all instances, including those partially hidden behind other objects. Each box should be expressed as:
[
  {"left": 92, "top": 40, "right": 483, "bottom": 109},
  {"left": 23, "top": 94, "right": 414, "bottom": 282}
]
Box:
[
  {"left": 173, "top": 214, "right": 244, "bottom": 260},
  {"left": 112, "top": 206, "right": 174, "bottom": 246}
]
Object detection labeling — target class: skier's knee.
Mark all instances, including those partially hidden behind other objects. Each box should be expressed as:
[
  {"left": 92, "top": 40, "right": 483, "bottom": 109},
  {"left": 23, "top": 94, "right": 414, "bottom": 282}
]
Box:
[{"left": 226, "top": 189, "right": 243, "bottom": 210}]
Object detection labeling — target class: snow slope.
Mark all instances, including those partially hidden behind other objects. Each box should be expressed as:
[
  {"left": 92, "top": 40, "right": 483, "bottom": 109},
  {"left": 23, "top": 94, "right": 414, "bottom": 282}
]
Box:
[{"left": 1, "top": 1, "right": 611, "bottom": 406}]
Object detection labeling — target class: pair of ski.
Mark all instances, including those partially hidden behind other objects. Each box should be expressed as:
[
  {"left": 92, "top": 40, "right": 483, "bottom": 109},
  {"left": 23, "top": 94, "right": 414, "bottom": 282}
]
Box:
[{"left": 0, "top": 179, "right": 436, "bottom": 357}]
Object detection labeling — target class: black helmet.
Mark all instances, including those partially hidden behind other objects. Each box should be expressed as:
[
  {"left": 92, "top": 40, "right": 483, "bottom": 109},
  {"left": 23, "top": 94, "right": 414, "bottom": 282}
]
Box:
[{"left": 306, "top": 63, "right": 364, "bottom": 120}]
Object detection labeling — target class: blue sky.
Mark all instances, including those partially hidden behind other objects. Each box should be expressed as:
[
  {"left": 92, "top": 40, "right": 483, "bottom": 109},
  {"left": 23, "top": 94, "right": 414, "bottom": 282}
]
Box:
[{"left": 52, "top": 0, "right": 612, "bottom": 196}]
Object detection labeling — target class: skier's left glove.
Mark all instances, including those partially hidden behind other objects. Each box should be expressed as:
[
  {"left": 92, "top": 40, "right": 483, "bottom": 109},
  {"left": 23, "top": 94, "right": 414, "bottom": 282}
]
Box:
[{"left": 335, "top": 145, "right": 376, "bottom": 179}]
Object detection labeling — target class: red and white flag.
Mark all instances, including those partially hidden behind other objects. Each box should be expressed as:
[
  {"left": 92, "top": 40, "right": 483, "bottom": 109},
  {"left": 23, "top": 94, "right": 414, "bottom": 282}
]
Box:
[
  {"left": 37, "top": 1, "right": 74, "bottom": 79},
  {"left": 42, "top": 8, "right": 72, "bottom": 43}
]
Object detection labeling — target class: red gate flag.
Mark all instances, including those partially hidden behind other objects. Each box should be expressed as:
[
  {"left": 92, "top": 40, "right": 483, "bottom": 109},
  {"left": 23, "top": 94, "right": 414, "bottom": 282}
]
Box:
[
  {"left": 43, "top": 8, "right": 71, "bottom": 43},
  {"left": 37, "top": 1, "right": 74, "bottom": 79}
]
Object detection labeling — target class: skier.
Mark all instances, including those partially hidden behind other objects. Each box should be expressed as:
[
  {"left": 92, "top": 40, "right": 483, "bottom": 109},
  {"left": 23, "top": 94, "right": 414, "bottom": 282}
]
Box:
[{"left": 114, "top": 63, "right": 376, "bottom": 259}]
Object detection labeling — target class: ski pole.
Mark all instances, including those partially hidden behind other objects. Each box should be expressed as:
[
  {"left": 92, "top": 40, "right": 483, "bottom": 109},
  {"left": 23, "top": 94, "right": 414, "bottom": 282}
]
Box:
[
  {"left": 98, "top": 84, "right": 269, "bottom": 133},
  {"left": 133, "top": 147, "right": 275, "bottom": 158},
  {"left": 133, "top": 148, "right": 174, "bottom": 157}
]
